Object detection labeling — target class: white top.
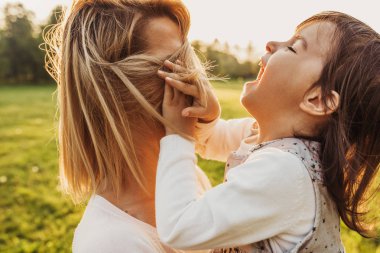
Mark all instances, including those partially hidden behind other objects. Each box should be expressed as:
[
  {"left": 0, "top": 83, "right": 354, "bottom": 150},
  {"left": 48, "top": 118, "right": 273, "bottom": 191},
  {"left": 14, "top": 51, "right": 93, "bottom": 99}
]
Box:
[
  {"left": 73, "top": 168, "right": 211, "bottom": 253},
  {"left": 156, "top": 118, "right": 315, "bottom": 252}
]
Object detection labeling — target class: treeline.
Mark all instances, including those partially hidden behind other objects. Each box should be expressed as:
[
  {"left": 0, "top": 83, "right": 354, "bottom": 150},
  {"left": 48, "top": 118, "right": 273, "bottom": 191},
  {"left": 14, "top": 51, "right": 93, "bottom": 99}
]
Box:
[
  {"left": 192, "top": 40, "right": 260, "bottom": 79},
  {"left": 0, "top": 3, "right": 259, "bottom": 85},
  {"left": 0, "top": 3, "right": 61, "bottom": 83}
]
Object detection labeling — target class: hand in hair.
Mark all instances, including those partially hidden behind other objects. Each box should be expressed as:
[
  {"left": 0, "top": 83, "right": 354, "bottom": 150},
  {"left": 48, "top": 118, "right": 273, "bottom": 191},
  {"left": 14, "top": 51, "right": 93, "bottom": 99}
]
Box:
[
  {"left": 162, "top": 81, "right": 197, "bottom": 137},
  {"left": 158, "top": 60, "right": 221, "bottom": 123}
]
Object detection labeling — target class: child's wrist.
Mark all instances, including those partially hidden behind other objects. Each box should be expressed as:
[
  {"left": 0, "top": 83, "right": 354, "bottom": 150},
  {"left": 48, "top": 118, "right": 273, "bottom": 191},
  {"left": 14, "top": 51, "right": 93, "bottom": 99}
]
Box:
[{"left": 198, "top": 115, "right": 219, "bottom": 124}]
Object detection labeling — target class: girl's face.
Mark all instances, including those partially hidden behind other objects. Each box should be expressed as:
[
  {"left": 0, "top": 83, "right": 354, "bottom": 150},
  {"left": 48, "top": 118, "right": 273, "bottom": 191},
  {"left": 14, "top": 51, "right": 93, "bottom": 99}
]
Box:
[{"left": 241, "top": 22, "right": 336, "bottom": 121}]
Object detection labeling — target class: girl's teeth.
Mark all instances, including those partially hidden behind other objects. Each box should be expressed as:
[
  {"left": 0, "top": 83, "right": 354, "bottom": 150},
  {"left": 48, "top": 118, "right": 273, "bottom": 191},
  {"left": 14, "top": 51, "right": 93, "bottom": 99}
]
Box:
[{"left": 256, "top": 67, "right": 265, "bottom": 81}]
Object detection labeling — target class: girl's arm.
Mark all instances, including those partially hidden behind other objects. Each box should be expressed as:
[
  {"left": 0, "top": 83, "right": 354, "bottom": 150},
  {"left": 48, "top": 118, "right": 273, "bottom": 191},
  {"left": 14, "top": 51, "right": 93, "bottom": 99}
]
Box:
[
  {"left": 156, "top": 135, "right": 313, "bottom": 250},
  {"left": 195, "top": 118, "right": 255, "bottom": 162}
]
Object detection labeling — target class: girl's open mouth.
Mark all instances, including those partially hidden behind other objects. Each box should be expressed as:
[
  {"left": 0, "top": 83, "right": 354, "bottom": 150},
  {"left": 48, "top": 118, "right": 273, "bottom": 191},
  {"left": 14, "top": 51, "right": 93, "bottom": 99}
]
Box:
[
  {"left": 244, "top": 61, "right": 266, "bottom": 87},
  {"left": 256, "top": 60, "right": 265, "bottom": 81}
]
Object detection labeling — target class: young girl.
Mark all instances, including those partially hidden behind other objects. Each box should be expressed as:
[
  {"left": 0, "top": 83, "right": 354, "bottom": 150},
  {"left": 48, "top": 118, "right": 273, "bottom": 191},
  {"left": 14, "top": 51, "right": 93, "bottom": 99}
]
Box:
[{"left": 155, "top": 11, "right": 380, "bottom": 252}]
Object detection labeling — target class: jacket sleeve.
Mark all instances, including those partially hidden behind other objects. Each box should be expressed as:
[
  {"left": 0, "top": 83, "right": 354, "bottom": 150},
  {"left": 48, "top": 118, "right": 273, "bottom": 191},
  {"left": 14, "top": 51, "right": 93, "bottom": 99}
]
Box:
[
  {"left": 156, "top": 135, "right": 309, "bottom": 250},
  {"left": 195, "top": 118, "right": 255, "bottom": 162}
]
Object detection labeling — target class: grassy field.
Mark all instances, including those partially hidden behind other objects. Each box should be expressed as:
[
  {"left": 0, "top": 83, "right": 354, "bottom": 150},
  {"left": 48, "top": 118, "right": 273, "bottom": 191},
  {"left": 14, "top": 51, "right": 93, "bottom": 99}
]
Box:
[{"left": 0, "top": 83, "right": 379, "bottom": 252}]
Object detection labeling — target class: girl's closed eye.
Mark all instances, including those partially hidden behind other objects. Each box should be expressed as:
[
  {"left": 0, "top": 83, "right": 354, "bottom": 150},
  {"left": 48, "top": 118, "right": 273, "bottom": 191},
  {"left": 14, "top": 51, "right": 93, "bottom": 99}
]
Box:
[{"left": 287, "top": 46, "right": 297, "bottom": 54}]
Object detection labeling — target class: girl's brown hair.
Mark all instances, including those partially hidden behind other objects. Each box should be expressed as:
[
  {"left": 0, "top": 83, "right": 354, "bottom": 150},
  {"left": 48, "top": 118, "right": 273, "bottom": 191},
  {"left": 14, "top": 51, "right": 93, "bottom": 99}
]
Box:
[
  {"left": 44, "top": 0, "right": 209, "bottom": 203},
  {"left": 298, "top": 11, "right": 380, "bottom": 237}
]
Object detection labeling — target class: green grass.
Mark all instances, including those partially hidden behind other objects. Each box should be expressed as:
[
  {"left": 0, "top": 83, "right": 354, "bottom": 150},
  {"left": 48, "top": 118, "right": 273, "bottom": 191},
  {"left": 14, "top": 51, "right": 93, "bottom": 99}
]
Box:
[
  {"left": 0, "top": 83, "right": 378, "bottom": 252},
  {"left": 0, "top": 85, "right": 84, "bottom": 252}
]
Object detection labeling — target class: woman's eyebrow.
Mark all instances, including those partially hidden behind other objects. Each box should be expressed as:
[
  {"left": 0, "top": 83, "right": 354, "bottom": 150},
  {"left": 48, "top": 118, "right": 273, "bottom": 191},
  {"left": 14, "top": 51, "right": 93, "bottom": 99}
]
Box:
[{"left": 295, "top": 34, "right": 308, "bottom": 50}]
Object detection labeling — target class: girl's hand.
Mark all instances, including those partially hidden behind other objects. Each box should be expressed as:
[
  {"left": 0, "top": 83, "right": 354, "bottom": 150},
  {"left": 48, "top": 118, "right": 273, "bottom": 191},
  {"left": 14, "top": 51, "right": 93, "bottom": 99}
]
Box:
[
  {"left": 158, "top": 60, "right": 221, "bottom": 123},
  {"left": 162, "top": 83, "right": 196, "bottom": 137}
]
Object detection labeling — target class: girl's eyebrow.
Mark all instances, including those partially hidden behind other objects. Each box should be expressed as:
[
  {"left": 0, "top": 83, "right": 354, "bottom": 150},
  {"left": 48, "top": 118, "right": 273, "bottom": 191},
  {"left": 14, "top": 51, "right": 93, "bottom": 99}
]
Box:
[{"left": 295, "top": 34, "right": 308, "bottom": 51}]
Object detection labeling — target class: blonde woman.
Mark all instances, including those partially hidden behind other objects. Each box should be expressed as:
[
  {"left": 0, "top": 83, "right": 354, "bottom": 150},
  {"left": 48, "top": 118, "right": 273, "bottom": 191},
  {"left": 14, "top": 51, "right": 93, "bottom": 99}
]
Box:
[{"left": 43, "top": 0, "right": 237, "bottom": 252}]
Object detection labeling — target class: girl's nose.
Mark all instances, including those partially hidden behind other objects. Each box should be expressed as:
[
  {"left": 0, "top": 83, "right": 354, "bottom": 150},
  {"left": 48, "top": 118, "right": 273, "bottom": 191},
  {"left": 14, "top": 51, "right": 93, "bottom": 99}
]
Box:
[
  {"left": 266, "top": 41, "right": 279, "bottom": 53},
  {"left": 266, "top": 41, "right": 275, "bottom": 53}
]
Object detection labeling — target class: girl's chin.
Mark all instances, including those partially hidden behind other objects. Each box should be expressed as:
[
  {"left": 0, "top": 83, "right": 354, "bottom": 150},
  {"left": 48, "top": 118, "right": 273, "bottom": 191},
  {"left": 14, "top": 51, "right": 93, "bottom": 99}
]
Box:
[
  {"left": 240, "top": 90, "right": 254, "bottom": 105},
  {"left": 240, "top": 93, "right": 252, "bottom": 112},
  {"left": 244, "top": 80, "right": 259, "bottom": 87},
  {"left": 242, "top": 80, "right": 259, "bottom": 96}
]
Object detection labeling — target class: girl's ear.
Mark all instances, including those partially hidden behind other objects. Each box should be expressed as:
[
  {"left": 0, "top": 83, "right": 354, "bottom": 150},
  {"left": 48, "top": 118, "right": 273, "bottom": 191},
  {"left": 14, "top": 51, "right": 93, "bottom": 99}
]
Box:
[{"left": 299, "top": 87, "right": 340, "bottom": 116}]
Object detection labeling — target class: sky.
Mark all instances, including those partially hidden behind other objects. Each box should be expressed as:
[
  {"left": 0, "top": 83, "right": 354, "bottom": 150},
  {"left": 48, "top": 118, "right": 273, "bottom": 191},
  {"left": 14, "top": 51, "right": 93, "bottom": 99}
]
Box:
[{"left": 1, "top": 0, "right": 380, "bottom": 57}]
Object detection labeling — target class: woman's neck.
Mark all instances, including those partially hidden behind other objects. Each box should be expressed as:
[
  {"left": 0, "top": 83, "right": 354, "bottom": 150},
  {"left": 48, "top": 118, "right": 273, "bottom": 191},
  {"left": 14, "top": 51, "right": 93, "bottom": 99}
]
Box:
[
  {"left": 99, "top": 132, "right": 162, "bottom": 228},
  {"left": 100, "top": 190, "right": 157, "bottom": 227}
]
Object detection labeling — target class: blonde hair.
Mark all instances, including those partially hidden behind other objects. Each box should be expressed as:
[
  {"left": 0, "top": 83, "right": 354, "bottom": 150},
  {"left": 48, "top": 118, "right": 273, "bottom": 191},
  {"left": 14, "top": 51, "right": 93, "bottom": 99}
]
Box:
[{"left": 44, "top": 0, "right": 209, "bottom": 203}]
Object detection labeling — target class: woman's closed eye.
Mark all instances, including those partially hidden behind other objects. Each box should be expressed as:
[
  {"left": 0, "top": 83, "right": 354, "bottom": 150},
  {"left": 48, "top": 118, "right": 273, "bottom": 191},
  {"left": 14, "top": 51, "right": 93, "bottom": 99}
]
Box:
[{"left": 287, "top": 46, "right": 297, "bottom": 54}]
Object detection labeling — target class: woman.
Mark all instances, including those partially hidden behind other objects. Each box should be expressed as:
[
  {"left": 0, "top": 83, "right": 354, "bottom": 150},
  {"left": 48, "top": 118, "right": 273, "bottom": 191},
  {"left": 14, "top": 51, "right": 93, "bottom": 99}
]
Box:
[{"left": 44, "top": 0, "right": 229, "bottom": 252}]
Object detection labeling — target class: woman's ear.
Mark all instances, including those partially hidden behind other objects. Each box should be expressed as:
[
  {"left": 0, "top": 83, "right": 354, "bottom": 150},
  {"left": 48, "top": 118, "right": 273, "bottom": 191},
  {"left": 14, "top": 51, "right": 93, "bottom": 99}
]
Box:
[{"left": 299, "top": 87, "right": 340, "bottom": 116}]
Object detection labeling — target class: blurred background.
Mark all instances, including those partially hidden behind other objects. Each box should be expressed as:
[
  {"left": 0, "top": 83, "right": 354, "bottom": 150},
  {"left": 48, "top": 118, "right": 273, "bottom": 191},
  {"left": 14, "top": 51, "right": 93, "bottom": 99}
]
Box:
[{"left": 0, "top": 0, "right": 378, "bottom": 252}]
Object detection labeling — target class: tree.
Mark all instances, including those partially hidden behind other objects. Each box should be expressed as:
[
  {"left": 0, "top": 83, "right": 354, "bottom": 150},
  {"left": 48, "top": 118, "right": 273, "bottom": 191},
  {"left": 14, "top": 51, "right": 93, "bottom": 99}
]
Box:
[
  {"left": 0, "top": 29, "right": 9, "bottom": 79},
  {"left": 246, "top": 41, "right": 254, "bottom": 61},
  {"left": 0, "top": 3, "right": 37, "bottom": 82},
  {"left": 192, "top": 40, "right": 260, "bottom": 79},
  {"left": 223, "top": 42, "right": 230, "bottom": 54},
  {"left": 0, "top": 4, "right": 63, "bottom": 84}
]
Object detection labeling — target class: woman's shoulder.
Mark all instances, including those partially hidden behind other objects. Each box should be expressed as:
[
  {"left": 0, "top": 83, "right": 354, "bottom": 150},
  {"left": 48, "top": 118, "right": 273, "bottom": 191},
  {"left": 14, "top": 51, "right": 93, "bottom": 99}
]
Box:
[
  {"left": 73, "top": 227, "right": 157, "bottom": 253},
  {"left": 72, "top": 196, "right": 161, "bottom": 253}
]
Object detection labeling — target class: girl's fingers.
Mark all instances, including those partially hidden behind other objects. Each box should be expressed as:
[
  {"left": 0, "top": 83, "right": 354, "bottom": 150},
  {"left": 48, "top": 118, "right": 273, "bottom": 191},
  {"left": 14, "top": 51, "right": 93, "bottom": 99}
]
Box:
[
  {"left": 165, "top": 77, "right": 199, "bottom": 98},
  {"left": 164, "top": 60, "right": 186, "bottom": 73},
  {"left": 172, "top": 84, "right": 182, "bottom": 104},
  {"left": 157, "top": 70, "right": 183, "bottom": 82},
  {"left": 182, "top": 106, "right": 207, "bottom": 118},
  {"left": 163, "top": 83, "right": 173, "bottom": 105},
  {"left": 172, "top": 89, "right": 188, "bottom": 110}
]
